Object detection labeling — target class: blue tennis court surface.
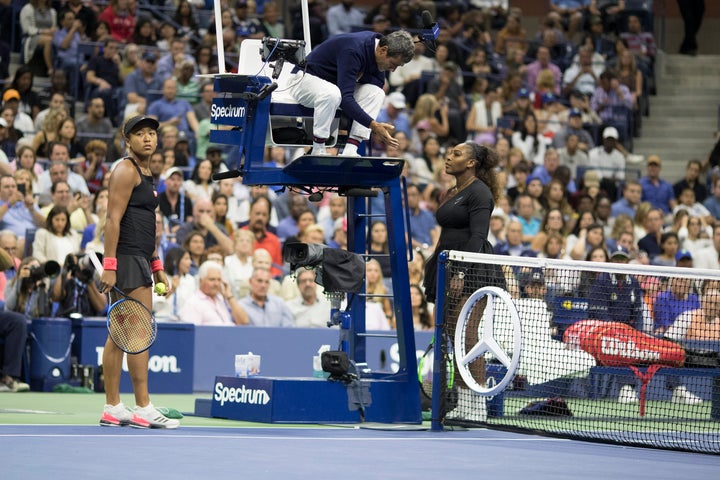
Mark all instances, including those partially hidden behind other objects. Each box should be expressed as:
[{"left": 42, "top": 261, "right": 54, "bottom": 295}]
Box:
[{"left": 4, "top": 425, "right": 719, "bottom": 479}]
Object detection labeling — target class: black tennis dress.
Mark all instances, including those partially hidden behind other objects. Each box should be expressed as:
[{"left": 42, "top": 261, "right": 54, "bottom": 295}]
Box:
[{"left": 423, "top": 179, "right": 505, "bottom": 301}]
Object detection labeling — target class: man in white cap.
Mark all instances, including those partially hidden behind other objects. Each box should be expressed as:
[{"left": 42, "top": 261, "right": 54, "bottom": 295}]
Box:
[
  {"left": 376, "top": 91, "right": 411, "bottom": 138},
  {"left": 588, "top": 126, "right": 626, "bottom": 182}
]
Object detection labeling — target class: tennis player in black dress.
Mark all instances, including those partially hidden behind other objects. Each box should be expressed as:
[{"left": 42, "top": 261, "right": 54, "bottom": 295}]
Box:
[
  {"left": 423, "top": 142, "right": 505, "bottom": 420},
  {"left": 98, "top": 116, "right": 178, "bottom": 429}
]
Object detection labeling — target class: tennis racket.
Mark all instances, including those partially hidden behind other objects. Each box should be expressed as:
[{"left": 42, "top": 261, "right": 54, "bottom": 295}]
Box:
[{"left": 88, "top": 252, "right": 158, "bottom": 354}]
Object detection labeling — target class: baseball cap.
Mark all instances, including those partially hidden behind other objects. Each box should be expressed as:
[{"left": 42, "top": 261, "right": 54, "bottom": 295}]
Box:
[
  {"left": 602, "top": 126, "right": 619, "bottom": 140},
  {"left": 517, "top": 88, "right": 530, "bottom": 99},
  {"left": 142, "top": 51, "right": 157, "bottom": 62},
  {"left": 520, "top": 269, "right": 545, "bottom": 288},
  {"left": 2, "top": 89, "right": 20, "bottom": 102},
  {"left": 162, "top": 166, "right": 184, "bottom": 180},
  {"left": 526, "top": 174, "right": 542, "bottom": 185},
  {"left": 206, "top": 144, "right": 223, "bottom": 155},
  {"left": 609, "top": 245, "right": 630, "bottom": 260},
  {"left": 124, "top": 115, "right": 159, "bottom": 136},
  {"left": 0, "top": 118, "right": 7, "bottom": 128},
  {"left": 387, "top": 92, "right": 406, "bottom": 109},
  {"left": 647, "top": 154, "right": 662, "bottom": 166},
  {"left": 541, "top": 92, "right": 556, "bottom": 104},
  {"left": 675, "top": 249, "right": 693, "bottom": 262},
  {"left": 569, "top": 108, "right": 582, "bottom": 117}
]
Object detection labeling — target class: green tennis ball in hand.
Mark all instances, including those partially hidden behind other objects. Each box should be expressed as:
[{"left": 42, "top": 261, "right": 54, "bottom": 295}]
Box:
[{"left": 154, "top": 282, "right": 167, "bottom": 295}]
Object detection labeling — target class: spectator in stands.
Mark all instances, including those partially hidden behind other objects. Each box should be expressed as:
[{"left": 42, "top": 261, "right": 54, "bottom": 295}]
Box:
[
  {"left": 174, "top": 59, "right": 200, "bottom": 105},
  {"left": 259, "top": 1, "right": 284, "bottom": 38},
  {"left": 525, "top": 45, "right": 562, "bottom": 97},
  {"left": 553, "top": 108, "right": 594, "bottom": 152},
  {"left": 562, "top": 46, "right": 602, "bottom": 97},
  {"left": 590, "top": 70, "right": 634, "bottom": 127},
  {"left": 40, "top": 180, "right": 93, "bottom": 231},
  {"left": 366, "top": 257, "right": 394, "bottom": 326},
  {"left": 410, "top": 94, "right": 449, "bottom": 152},
  {"left": 8, "top": 66, "right": 41, "bottom": 121},
  {"left": 679, "top": 215, "right": 713, "bottom": 260},
  {"left": 33, "top": 93, "right": 68, "bottom": 134},
  {"left": 156, "top": 38, "right": 198, "bottom": 82},
  {"left": 326, "top": 0, "right": 365, "bottom": 37},
  {"left": 239, "top": 267, "right": 293, "bottom": 327},
  {"left": 31, "top": 205, "right": 80, "bottom": 265},
  {"left": 611, "top": 180, "right": 642, "bottom": 218},
  {"left": 1, "top": 108, "right": 25, "bottom": 156},
  {"left": 179, "top": 260, "right": 247, "bottom": 325},
  {"left": 669, "top": 283, "right": 720, "bottom": 341},
  {"left": 494, "top": 219, "right": 531, "bottom": 256},
  {"left": 637, "top": 207, "right": 664, "bottom": 260},
  {"left": 465, "top": 85, "right": 502, "bottom": 145},
  {"left": 531, "top": 148, "right": 562, "bottom": 187},
  {"left": 19, "top": 0, "right": 56, "bottom": 77},
  {"left": 2, "top": 90, "right": 34, "bottom": 137},
  {"left": 243, "top": 195, "right": 282, "bottom": 276},
  {"left": 0, "top": 120, "right": 9, "bottom": 170},
  {"left": 406, "top": 183, "right": 438, "bottom": 252},
  {"left": 531, "top": 207, "right": 567, "bottom": 253},
  {"left": 78, "top": 140, "right": 109, "bottom": 194},
  {"left": 376, "top": 92, "right": 411, "bottom": 139},
  {"left": 588, "top": 126, "right": 626, "bottom": 183},
  {"left": 85, "top": 38, "right": 122, "bottom": 124},
  {"left": 174, "top": 0, "right": 199, "bottom": 44},
  {"left": 614, "top": 49, "right": 644, "bottom": 118},
  {"left": 673, "top": 187, "right": 713, "bottom": 224},
  {"left": 620, "top": 14, "right": 656, "bottom": 70},
  {"left": 132, "top": 16, "right": 156, "bottom": 47},
  {"left": 38, "top": 150, "right": 90, "bottom": 197},
  {"left": 640, "top": 155, "right": 676, "bottom": 215},
  {"left": 494, "top": 10, "right": 528, "bottom": 56},
  {"left": 223, "top": 229, "right": 254, "bottom": 298},
  {"left": 290, "top": 0, "right": 328, "bottom": 48},
  {"left": 76, "top": 98, "right": 114, "bottom": 149},
  {"left": 65, "top": 0, "right": 97, "bottom": 41},
  {"left": 703, "top": 176, "right": 720, "bottom": 220},
  {"left": 183, "top": 159, "right": 214, "bottom": 202},
  {"left": 52, "top": 9, "right": 84, "bottom": 93},
  {"left": 512, "top": 113, "right": 548, "bottom": 166},
  {"left": 98, "top": 0, "right": 135, "bottom": 43},
  {"left": 550, "top": 1, "right": 590, "bottom": 40},
  {"left": 288, "top": 268, "right": 332, "bottom": 328},
  {"left": 674, "top": 159, "right": 707, "bottom": 204},
  {"left": 193, "top": 82, "right": 214, "bottom": 122},
  {"left": 427, "top": 61, "right": 468, "bottom": 142},
  {"left": 589, "top": 0, "right": 625, "bottom": 34},
  {"left": 158, "top": 166, "right": 193, "bottom": 231},
  {"left": 652, "top": 231, "right": 681, "bottom": 266},
  {"left": 32, "top": 108, "right": 69, "bottom": 157},
  {"left": 0, "top": 174, "right": 44, "bottom": 242},
  {"left": 176, "top": 198, "right": 233, "bottom": 255},
  {"left": 147, "top": 78, "right": 199, "bottom": 142},
  {"left": 124, "top": 50, "right": 163, "bottom": 118}
]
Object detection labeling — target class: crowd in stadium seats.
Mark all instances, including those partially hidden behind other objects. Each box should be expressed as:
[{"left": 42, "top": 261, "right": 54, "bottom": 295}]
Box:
[{"left": 0, "top": 0, "right": 719, "bottom": 364}]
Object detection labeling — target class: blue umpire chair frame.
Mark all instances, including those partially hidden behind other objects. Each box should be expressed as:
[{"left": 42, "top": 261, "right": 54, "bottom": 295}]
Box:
[{"left": 206, "top": 73, "right": 421, "bottom": 424}]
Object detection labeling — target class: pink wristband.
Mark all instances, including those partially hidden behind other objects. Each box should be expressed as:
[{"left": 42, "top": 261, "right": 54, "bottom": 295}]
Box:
[
  {"left": 151, "top": 259, "right": 164, "bottom": 273},
  {"left": 103, "top": 257, "right": 118, "bottom": 271}
]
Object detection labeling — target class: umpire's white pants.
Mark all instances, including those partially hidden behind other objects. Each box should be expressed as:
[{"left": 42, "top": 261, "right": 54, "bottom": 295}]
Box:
[{"left": 288, "top": 72, "right": 384, "bottom": 141}]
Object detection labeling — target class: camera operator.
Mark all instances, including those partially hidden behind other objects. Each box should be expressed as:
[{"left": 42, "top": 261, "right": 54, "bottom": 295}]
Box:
[
  {"left": 51, "top": 253, "right": 106, "bottom": 318},
  {"left": 5, "top": 257, "right": 54, "bottom": 317}
]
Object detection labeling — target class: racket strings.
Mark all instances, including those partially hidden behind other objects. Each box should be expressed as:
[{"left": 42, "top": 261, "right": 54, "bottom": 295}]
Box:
[{"left": 108, "top": 299, "right": 156, "bottom": 353}]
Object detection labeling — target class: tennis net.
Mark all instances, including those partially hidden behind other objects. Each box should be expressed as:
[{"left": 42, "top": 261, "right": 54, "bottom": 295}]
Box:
[{"left": 430, "top": 251, "right": 720, "bottom": 454}]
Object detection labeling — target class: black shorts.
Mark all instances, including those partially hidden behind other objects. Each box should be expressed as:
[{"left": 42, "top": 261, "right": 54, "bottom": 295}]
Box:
[{"left": 116, "top": 254, "right": 152, "bottom": 292}]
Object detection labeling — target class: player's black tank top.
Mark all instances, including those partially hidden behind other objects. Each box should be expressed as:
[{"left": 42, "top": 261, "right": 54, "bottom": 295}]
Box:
[{"left": 117, "top": 157, "right": 158, "bottom": 258}]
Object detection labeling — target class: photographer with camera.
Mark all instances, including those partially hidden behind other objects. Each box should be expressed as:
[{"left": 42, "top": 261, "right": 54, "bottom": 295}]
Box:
[
  {"left": 50, "top": 252, "right": 106, "bottom": 318},
  {"left": 32, "top": 206, "right": 81, "bottom": 266},
  {"left": 4, "top": 257, "right": 55, "bottom": 317}
]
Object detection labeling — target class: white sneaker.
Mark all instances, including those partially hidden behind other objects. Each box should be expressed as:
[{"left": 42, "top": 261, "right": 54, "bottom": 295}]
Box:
[
  {"left": 133, "top": 403, "right": 180, "bottom": 429},
  {"left": 99, "top": 402, "right": 134, "bottom": 427},
  {"left": 618, "top": 385, "right": 639, "bottom": 404},
  {"left": 671, "top": 386, "right": 703, "bottom": 405}
]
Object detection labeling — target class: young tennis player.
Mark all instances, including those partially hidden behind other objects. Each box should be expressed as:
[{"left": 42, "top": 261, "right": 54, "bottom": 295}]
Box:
[{"left": 98, "top": 115, "right": 178, "bottom": 429}]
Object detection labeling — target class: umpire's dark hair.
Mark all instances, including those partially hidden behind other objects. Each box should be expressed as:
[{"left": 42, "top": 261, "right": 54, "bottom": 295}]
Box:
[
  {"left": 466, "top": 142, "right": 501, "bottom": 202},
  {"left": 379, "top": 30, "right": 414, "bottom": 63}
]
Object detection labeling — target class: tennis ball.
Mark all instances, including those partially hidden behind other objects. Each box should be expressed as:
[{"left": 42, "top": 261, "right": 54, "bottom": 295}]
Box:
[{"left": 154, "top": 282, "right": 167, "bottom": 295}]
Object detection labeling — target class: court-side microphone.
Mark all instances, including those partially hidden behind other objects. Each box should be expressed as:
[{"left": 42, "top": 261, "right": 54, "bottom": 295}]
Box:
[
  {"left": 212, "top": 170, "right": 242, "bottom": 181},
  {"left": 420, "top": 10, "right": 439, "bottom": 49}
]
